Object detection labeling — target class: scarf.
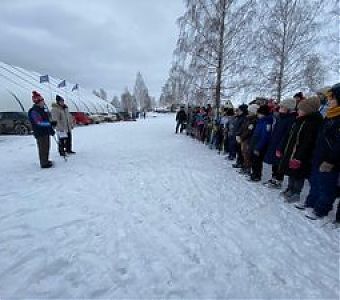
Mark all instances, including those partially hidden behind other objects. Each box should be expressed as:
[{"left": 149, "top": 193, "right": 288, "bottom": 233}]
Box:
[{"left": 326, "top": 106, "right": 340, "bottom": 119}]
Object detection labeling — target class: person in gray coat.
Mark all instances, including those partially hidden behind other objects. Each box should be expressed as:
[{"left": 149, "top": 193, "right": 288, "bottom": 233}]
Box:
[{"left": 51, "top": 95, "right": 75, "bottom": 156}]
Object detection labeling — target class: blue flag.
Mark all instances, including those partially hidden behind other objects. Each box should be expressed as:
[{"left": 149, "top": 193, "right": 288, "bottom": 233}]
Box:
[
  {"left": 57, "top": 80, "right": 66, "bottom": 88},
  {"left": 72, "top": 84, "right": 79, "bottom": 91},
  {"left": 39, "top": 75, "right": 49, "bottom": 83}
]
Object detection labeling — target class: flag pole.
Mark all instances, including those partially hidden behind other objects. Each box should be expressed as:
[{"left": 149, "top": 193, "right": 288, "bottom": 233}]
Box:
[
  {"left": 64, "top": 82, "right": 68, "bottom": 104},
  {"left": 48, "top": 81, "right": 53, "bottom": 103},
  {"left": 76, "top": 86, "right": 82, "bottom": 111}
]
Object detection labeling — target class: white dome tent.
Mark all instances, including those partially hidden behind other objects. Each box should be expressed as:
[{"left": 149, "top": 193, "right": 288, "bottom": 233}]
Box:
[{"left": 0, "top": 61, "right": 117, "bottom": 113}]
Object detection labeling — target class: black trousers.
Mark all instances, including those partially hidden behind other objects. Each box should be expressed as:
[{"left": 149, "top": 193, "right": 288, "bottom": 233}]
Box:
[
  {"left": 236, "top": 143, "right": 244, "bottom": 165},
  {"left": 176, "top": 122, "right": 186, "bottom": 134},
  {"left": 66, "top": 131, "right": 72, "bottom": 152},
  {"left": 288, "top": 176, "right": 305, "bottom": 194},
  {"left": 272, "top": 164, "right": 284, "bottom": 181},
  {"left": 251, "top": 152, "right": 265, "bottom": 179},
  {"left": 59, "top": 138, "right": 67, "bottom": 155},
  {"left": 36, "top": 135, "right": 50, "bottom": 167}
]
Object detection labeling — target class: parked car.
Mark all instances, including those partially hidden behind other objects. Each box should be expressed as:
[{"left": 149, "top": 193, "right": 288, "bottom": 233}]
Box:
[
  {"left": 114, "top": 113, "right": 122, "bottom": 121},
  {"left": 86, "top": 113, "right": 104, "bottom": 124},
  {"left": 0, "top": 112, "right": 32, "bottom": 135},
  {"left": 154, "top": 107, "right": 171, "bottom": 113},
  {"left": 118, "top": 112, "right": 136, "bottom": 121},
  {"left": 71, "top": 112, "right": 92, "bottom": 125},
  {"left": 101, "top": 113, "right": 118, "bottom": 122}
]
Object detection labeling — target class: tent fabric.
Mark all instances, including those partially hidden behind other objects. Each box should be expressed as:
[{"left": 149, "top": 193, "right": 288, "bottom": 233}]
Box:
[{"left": 0, "top": 61, "right": 116, "bottom": 113}]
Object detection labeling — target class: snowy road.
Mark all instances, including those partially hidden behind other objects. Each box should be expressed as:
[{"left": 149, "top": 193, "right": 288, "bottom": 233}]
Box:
[{"left": 0, "top": 114, "right": 339, "bottom": 298}]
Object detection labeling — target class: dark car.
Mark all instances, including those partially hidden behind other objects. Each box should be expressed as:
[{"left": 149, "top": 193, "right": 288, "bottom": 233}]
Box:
[
  {"left": 118, "top": 112, "right": 136, "bottom": 121},
  {"left": 0, "top": 112, "right": 32, "bottom": 135}
]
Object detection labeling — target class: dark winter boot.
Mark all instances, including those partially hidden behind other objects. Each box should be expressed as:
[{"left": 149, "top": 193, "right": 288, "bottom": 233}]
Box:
[
  {"left": 232, "top": 162, "right": 243, "bottom": 169},
  {"left": 305, "top": 210, "right": 324, "bottom": 220},
  {"left": 41, "top": 161, "right": 53, "bottom": 169},
  {"left": 285, "top": 193, "right": 300, "bottom": 203},
  {"left": 238, "top": 168, "right": 251, "bottom": 175},
  {"left": 248, "top": 174, "right": 261, "bottom": 182},
  {"left": 268, "top": 179, "right": 282, "bottom": 189},
  {"left": 280, "top": 188, "right": 292, "bottom": 198},
  {"left": 336, "top": 204, "right": 340, "bottom": 223},
  {"left": 263, "top": 178, "right": 276, "bottom": 187}
]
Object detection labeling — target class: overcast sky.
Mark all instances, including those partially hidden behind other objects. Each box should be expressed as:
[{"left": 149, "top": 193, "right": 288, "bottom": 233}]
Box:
[{"left": 0, "top": 0, "right": 184, "bottom": 99}]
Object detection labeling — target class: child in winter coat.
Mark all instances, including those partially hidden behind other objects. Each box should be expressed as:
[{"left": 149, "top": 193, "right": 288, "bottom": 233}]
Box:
[
  {"left": 238, "top": 104, "right": 259, "bottom": 175},
  {"left": 195, "top": 107, "right": 206, "bottom": 142},
  {"left": 249, "top": 105, "right": 273, "bottom": 181},
  {"left": 263, "top": 98, "right": 297, "bottom": 188},
  {"left": 186, "top": 106, "right": 194, "bottom": 136},
  {"left": 175, "top": 106, "right": 187, "bottom": 134},
  {"left": 232, "top": 104, "right": 248, "bottom": 166},
  {"left": 296, "top": 83, "right": 340, "bottom": 220},
  {"left": 226, "top": 109, "right": 237, "bottom": 159},
  {"left": 222, "top": 108, "right": 235, "bottom": 155},
  {"left": 279, "top": 97, "right": 323, "bottom": 203}
]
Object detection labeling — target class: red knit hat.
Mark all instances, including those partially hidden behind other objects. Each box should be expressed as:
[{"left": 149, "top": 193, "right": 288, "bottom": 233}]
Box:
[{"left": 32, "top": 91, "right": 44, "bottom": 104}]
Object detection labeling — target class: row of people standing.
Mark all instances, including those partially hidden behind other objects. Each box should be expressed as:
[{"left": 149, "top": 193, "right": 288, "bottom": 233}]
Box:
[
  {"left": 176, "top": 83, "right": 340, "bottom": 223},
  {"left": 28, "top": 91, "right": 76, "bottom": 169}
]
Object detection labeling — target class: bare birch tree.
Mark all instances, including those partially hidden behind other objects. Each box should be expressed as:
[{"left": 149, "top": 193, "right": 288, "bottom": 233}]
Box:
[
  {"left": 111, "top": 95, "right": 121, "bottom": 111},
  {"left": 134, "top": 72, "right": 152, "bottom": 111},
  {"left": 121, "top": 88, "right": 133, "bottom": 113},
  {"left": 162, "top": 0, "right": 256, "bottom": 113},
  {"left": 304, "top": 54, "right": 326, "bottom": 92},
  {"left": 327, "top": 0, "right": 340, "bottom": 77},
  {"left": 253, "top": 0, "right": 325, "bottom": 101}
]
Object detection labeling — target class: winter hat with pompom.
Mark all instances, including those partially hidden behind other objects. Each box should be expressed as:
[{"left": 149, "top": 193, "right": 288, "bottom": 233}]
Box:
[
  {"left": 32, "top": 91, "right": 44, "bottom": 104},
  {"left": 280, "top": 98, "right": 296, "bottom": 111}
]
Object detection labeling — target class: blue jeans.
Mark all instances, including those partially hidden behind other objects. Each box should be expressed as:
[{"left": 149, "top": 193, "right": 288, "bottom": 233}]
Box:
[{"left": 307, "top": 168, "right": 339, "bottom": 216}]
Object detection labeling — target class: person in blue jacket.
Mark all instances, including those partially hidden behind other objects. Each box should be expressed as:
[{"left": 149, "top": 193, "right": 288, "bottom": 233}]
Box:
[
  {"left": 28, "top": 91, "right": 55, "bottom": 168},
  {"left": 249, "top": 104, "right": 273, "bottom": 181},
  {"left": 263, "top": 98, "right": 297, "bottom": 188},
  {"left": 296, "top": 83, "right": 340, "bottom": 220}
]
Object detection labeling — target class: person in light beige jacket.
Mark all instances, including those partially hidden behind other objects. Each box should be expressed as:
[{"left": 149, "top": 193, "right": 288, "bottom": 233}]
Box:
[{"left": 51, "top": 95, "right": 75, "bottom": 156}]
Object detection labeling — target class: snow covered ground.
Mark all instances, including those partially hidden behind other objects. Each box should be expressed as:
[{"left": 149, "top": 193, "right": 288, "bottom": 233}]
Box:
[{"left": 0, "top": 114, "right": 339, "bottom": 298}]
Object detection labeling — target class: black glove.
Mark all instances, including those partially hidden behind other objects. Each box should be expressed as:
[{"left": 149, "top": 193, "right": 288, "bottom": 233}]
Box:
[
  {"left": 50, "top": 121, "right": 57, "bottom": 127},
  {"left": 49, "top": 127, "right": 56, "bottom": 136}
]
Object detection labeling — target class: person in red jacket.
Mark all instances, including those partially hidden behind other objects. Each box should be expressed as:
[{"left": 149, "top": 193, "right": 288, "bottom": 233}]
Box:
[{"left": 28, "top": 91, "right": 55, "bottom": 168}]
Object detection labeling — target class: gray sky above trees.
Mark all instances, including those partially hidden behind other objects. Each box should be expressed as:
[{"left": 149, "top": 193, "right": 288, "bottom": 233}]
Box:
[{"left": 0, "top": 0, "right": 184, "bottom": 98}]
